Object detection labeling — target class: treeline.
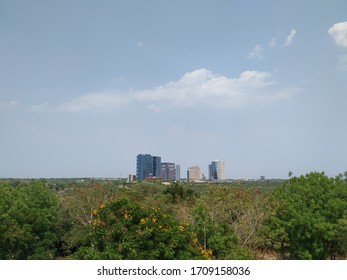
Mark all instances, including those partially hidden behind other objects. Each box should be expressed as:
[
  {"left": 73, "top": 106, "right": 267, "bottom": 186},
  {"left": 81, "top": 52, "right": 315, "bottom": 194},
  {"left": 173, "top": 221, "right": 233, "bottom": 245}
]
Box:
[{"left": 0, "top": 172, "right": 346, "bottom": 260}]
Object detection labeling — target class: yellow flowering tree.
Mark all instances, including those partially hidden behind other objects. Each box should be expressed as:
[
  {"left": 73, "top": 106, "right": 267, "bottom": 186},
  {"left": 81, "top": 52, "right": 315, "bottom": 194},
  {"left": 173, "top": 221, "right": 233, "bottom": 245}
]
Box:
[{"left": 73, "top": 198, "right": 206, "bottom": 260}]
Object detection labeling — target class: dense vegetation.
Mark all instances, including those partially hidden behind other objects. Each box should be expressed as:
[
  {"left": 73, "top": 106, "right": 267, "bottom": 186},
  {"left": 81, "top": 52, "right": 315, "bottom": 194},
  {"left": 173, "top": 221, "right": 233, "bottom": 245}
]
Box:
[{"left": 0, "top": 173, "right": 346, "bottom": 260}]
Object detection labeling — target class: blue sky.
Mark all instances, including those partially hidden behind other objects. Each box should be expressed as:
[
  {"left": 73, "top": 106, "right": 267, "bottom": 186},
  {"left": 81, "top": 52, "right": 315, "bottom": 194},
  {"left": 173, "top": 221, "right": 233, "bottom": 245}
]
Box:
[{"left": 1, "top": 0, "right": 347, "bottom": 179}]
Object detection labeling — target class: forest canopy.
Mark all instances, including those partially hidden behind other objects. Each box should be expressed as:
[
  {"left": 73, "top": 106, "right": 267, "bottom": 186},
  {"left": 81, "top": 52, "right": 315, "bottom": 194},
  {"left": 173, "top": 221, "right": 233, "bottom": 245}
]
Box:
[{"left": 0, "top": 172, "right": 346, "bottom": 260}]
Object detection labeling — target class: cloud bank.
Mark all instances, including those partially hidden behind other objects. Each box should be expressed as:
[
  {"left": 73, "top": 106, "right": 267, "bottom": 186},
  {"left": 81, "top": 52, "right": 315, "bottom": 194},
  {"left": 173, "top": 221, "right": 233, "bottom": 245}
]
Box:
[
  {"left": 328, "top": 21, "right": 347, "bottom": 48},
  {"left": 57, "top": 69, "right": 298, "bottom": 112}
]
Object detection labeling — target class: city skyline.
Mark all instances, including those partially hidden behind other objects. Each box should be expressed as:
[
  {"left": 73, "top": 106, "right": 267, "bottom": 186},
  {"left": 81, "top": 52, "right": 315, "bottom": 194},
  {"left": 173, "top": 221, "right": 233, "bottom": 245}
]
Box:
[
  {"left": 136, "top": 154, "right": 229, "bottom": 181},
  {"left": 1, "top": 1, "right": 347, "bottom": 179}
]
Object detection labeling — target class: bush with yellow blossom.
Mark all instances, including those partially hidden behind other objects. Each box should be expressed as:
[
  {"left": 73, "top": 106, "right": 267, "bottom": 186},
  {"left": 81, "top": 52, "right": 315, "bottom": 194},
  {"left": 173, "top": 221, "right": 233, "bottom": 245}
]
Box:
[{"left": 73, "top": 198, "right": 206, "bottom": 260}]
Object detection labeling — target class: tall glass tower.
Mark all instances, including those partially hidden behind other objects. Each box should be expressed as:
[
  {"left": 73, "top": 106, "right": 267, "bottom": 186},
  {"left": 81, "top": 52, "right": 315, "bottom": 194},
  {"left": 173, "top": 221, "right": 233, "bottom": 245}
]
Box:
[
  {"left": 152, "top": 156, "right": 161, "bottom": 178},
  {"left": 136, "top": 154, "right": 161, "bottom": 180},
  {"left": 209, "top": 160, "right": 226, "bottom": 181}
]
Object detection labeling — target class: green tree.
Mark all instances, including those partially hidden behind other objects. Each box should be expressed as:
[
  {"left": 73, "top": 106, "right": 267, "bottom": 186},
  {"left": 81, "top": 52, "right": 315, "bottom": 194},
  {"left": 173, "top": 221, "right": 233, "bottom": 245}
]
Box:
[
  {"left": 72, "top": 198, "right": 205, "bottom": 260},
  {"left": 0, "top": 180, "right": 59, "bottom": 259},
  {"left": 57, "top": 181, "right": 122, "bottom": 255},
  {"left": 193, "top": 186, "right": 271, "bottom": 259},
  {"left": 267, "top": 172, "right": 347, "bottom": 259},
  {"left": 163, "top": 182, "right": 196, "bottom": 203}
]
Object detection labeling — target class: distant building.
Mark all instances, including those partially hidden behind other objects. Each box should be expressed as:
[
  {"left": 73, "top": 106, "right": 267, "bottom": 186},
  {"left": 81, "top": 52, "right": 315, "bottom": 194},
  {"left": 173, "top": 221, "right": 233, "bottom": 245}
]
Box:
[
  {"left": 175, "top": 164, "right": 181, "bottom": 181},
  {"left": 161, "top": 162, "right": 176, "bottom": 181},
  {"left": 136, "top": 154, "right": 152, "bottom": 180},
  {"left": 208, "top": 160, "right": 226, "bottom": 181},
  {"left": 260, "top": 176, "right": 265, "bottom": 181},
  {"left": 144, "top": 176, "right": 162, "bottom": 181},
  {"left": 136, "top": 154, "right": 162, "bottom": 180},
  {"left": 208, "top": 164, "right": 212, "bottom": 179},
  {"left": 152, "top": 156, "right": 162, "bottom": 178},
  {"left": 128, "top": 174, "right": 136, "bottom": 182},
  {"left": 187, "top": 166, "right": 202, "bottom": 182}
]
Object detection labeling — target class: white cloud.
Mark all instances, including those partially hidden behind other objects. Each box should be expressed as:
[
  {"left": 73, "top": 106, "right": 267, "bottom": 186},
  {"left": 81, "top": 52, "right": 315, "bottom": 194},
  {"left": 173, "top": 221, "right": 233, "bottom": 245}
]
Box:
[
  {"left": 135, "top": 69, "right": 280, "bottom": 107},
  {"left": 328, "top": 21, "right": 347, "bottom": 48},
  {"left": 0, "top": 100, "right": 18, "bottom": 110},
  {"left": 283, "top": 29, "right": 297, "bottom": 47},
  {"left": 57, "top": 69, "right": 297, "bottom": 111},
  {"left": 247, "top": 44, "right": 263, "bottom": 59}
]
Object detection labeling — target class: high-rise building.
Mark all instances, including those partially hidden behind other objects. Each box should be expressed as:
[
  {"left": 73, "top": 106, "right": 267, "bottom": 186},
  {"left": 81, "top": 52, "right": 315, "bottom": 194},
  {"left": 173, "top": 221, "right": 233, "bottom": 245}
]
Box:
[
  {"left": 136, "top": 154, "right": 152, "bottom": 180},
  {"left": 161, "top": 162, "right": 176, "bottom": 181},
  {"left": 187, "top": 166, "right": 202, "bottom": 182},
  {"left": 152, "top": 156, "right": 162, "bottom": 178},
  {"left": 209, "top": 160, "right": 226, "bottom": 181},
  {"left": 175, "top": 164, "right": 181, "bottom": 181},
  {"left": 136, "top": 154, "right": 161, "bottom": 180}
]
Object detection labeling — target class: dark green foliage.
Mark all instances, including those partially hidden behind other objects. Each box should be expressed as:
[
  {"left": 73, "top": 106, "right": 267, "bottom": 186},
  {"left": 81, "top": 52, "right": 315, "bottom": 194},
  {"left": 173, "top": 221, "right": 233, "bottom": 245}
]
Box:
[
  {"left": 163, "top": 182, "right": 197, "bottom": 203},
  {"left": 267, "top": 172, "right": 347, "bottom": 259},
  {"left": 0, "top": 180, "right": 59, "bottom": 259}
]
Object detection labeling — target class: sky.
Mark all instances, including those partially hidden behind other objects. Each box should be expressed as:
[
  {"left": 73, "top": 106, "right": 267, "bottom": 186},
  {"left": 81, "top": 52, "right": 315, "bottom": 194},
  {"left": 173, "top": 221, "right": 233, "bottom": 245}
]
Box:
[{"left": 1, "top": 0, "right": 347, "bottom": 179}]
